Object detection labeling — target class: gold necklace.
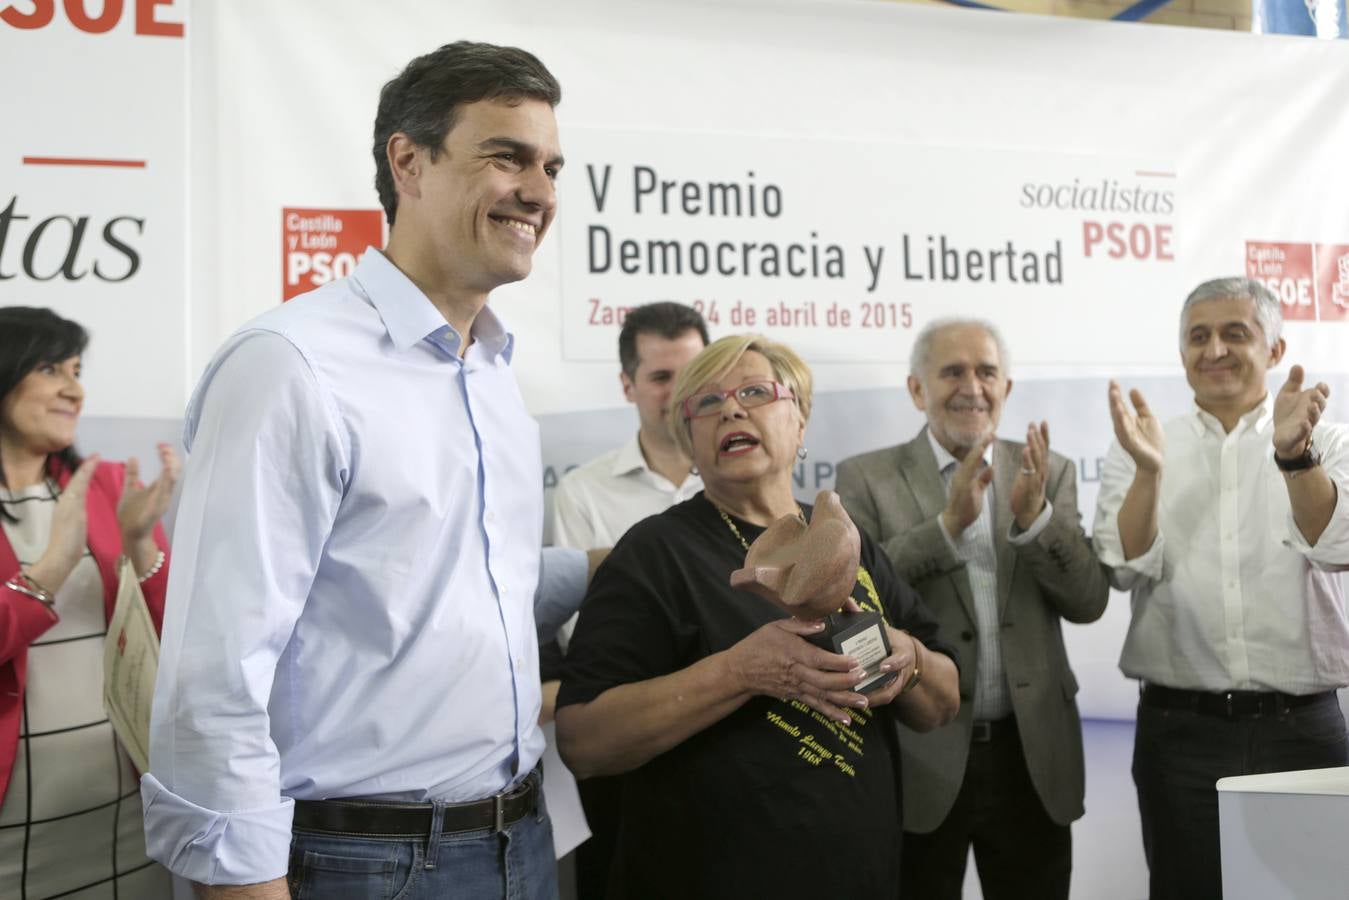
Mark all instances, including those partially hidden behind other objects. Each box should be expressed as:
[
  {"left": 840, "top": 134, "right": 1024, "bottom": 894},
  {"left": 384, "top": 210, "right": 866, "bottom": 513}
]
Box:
[
  {"left": 717, "top": 507, "right": 753, "bottom": 553},
  {"left": 715, "top": 504, "right": 806, "bottom": 554}
]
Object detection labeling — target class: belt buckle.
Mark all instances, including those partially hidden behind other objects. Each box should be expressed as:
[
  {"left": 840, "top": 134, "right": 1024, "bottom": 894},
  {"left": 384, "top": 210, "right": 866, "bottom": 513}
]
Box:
[
  {"left": 971, "top": 721, "right": 992, "bottom": 743},
  {"left": 492, "top": 791, "right": 505, "bottom": 833}
]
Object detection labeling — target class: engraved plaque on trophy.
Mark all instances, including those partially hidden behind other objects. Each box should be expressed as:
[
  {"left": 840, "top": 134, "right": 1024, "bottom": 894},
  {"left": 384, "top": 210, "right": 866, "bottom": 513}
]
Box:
[{"left": 730, "top": 490, "right": 898, "bottom": 694}]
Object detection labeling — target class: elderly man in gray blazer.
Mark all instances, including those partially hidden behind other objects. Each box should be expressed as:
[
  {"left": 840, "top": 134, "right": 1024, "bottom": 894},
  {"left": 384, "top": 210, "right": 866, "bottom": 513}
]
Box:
[{"left": 836, "top": 317, "right": 1109, "bottom": 900}]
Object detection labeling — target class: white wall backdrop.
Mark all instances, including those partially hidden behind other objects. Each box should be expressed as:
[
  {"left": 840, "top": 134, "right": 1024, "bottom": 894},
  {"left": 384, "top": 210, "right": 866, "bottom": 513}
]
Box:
[{"left": 1, "top": 1, "right": 187, "bottom": 417}]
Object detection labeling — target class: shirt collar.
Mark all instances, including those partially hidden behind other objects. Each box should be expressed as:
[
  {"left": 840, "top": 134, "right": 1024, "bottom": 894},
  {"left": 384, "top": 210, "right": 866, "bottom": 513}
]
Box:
[
  {"left": 610, "top": 433, "right": 652, "bottom": 478},
  {"left": 350, "top": 247, "right": 515, "bottom": 362},
  {"left": 476, "top": 305, "right": 516, "bottom": 361},
  {"left": 926, "top": 427, "right": 991, "bottom": 473},
  {"left": 1189, "top": 392, "right": 1273, "bottom": 437}
]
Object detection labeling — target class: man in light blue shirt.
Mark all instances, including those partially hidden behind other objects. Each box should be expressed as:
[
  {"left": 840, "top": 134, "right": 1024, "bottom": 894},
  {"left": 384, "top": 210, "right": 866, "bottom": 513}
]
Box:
[{"left": 142, "top": 42, "right": 568, "bottom": 900}]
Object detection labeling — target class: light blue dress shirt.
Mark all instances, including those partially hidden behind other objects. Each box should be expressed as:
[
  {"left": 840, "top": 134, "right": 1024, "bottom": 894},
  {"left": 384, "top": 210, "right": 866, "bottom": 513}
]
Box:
[{"left": 142, "top": 249, "right": 548, "bottom": 885}]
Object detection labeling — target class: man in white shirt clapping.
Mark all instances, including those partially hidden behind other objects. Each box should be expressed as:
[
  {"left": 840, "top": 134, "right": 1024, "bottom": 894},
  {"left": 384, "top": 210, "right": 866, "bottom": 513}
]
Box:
[{"left": 1094, "top": 276, "right": 1349, "bottom": 900}]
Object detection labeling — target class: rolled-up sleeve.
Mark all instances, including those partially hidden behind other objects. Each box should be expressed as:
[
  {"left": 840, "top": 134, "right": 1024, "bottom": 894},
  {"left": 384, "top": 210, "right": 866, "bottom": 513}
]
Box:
[
  {"left": 142, "top": 331, "right": 346, "bottom": 884},
  {"left": 1092, "top": 439, "right": 1165, "bottom": 590},
  {"left": 1285, "top": 422, "right": 1349, "bottom": 571}
]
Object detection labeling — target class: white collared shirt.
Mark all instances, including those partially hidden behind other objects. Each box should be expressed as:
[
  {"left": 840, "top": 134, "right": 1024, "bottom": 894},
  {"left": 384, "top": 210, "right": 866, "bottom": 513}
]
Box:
[
  {"left": 550, "top": 435, "right": 701, "bottom": 649},
  {"left": 142, "top": 249, "right": 546, "bottom": 884},
  {"left": 552, "top": 434, "right": 702, "bottom": 550},
  {"left": 1093, "top": 396, "right": 1349, "bottom": 693},
  {"left": 929, "top": 431, "right": 1052, "bottom": 720}
]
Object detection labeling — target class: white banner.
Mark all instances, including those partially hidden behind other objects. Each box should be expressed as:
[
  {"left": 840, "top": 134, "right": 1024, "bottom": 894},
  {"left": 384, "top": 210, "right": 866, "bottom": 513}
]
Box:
[
  {"left": 560, "top": 127, "right": 1178, "bottom": 366},
  {"left": 189, "top": 0, "right": 1349, "bottom": 414},
  {"left": 0, "top": 0, "right": 187, "bottom": 418}
]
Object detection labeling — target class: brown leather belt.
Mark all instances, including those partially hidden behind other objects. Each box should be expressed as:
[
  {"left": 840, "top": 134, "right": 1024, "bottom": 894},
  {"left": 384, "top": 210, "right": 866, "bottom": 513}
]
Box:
[
  {"left": 1142, "top": 684, "right": 1334, "bottom": 719},
  {"left": 293, "top": 770, "right": 540, "bottom": 837}
]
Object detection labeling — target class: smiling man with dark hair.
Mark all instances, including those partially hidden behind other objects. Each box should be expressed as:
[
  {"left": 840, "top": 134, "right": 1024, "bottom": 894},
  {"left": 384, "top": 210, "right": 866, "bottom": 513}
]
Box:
[{"left": 143, "top": 42, "right": 569, "bottom": 900}]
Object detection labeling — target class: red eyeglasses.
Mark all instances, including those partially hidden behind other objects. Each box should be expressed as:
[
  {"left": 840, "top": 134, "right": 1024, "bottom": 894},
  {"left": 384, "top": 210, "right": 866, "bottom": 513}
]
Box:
[{"left": 682, "top": 381, "right": 795, "bottom": 419}]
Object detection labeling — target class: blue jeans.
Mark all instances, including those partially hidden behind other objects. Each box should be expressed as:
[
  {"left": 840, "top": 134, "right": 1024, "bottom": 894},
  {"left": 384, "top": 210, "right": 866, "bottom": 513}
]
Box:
[{"left": 287, "top": 792, "right": 557, "bottom": 900}]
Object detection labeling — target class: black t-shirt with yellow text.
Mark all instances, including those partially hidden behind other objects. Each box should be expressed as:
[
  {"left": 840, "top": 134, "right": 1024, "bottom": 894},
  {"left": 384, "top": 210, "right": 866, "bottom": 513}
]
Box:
[{"left": 558, "top": 493, "right": 957, "bottom": 900}]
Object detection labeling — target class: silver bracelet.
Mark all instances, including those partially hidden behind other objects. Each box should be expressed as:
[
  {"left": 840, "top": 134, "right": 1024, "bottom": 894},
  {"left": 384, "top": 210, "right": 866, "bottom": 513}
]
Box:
[
  {"left": 5, "top": 571, "right": 55, "bottom": 612},
  {"left": 137, "top": 549, "right": 166, "bottom": 583}
]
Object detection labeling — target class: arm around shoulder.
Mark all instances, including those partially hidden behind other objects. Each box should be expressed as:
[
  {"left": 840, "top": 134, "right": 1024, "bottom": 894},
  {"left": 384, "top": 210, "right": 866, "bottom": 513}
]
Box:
[{"left": 533, "top": 546, "right": 588, "bottom": 645}]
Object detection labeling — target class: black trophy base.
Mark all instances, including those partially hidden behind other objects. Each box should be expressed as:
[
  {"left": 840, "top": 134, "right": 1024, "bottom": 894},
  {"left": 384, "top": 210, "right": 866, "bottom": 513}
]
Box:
[{"left": 805, "top": 609, "right": 898, "bottom": 694}]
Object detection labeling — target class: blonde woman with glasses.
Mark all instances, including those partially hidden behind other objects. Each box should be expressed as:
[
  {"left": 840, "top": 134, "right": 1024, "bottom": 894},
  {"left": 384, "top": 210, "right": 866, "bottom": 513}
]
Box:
[{"left": 557, "top": 333, "right": 959, "bottom": 900}]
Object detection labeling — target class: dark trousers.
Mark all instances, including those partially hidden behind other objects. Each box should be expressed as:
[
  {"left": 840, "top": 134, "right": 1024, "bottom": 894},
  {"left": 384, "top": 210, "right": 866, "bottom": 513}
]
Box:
[
  {"left": 1133, "top": 691, "right": 1348, "bottom": 900},
  {"left": 900, "top": 718, "right": 1071, "bottom": 900}
]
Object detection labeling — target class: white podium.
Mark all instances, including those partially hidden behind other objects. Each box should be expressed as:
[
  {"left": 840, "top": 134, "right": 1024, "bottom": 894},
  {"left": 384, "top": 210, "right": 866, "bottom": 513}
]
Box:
[{"left": 1217, "top": 766, "right": 1349, "bottom": 900}]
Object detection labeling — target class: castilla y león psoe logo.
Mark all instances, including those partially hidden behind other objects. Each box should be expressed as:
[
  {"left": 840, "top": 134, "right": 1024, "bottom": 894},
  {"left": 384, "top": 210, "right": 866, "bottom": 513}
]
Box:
[
  {"left": 1246, "top": 240, "right": 1349, "bottom": 323},
  {"left": 282, "top": 208, "right": 384, "bottom": 302}
]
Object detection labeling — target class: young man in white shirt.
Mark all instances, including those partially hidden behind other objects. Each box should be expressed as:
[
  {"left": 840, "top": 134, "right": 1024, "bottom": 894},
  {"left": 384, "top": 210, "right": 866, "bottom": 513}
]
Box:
[
  {"left": 1094, "top": 276, "right": 1349, "bottom": 900},
  {"left": 551, "top": 301, "right": 708, "bottom": 554}
]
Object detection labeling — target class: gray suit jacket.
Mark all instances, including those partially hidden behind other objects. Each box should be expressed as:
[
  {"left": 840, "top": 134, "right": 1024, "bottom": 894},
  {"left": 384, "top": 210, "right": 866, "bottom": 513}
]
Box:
[{"left": 836, "top": 430, "right": 1109, "bottom": 831}]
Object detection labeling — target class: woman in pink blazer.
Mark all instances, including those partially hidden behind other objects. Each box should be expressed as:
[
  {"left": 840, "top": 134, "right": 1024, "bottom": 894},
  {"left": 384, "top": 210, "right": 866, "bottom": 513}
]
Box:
[{"left": 0, "top": 306, "right": 179, "bottom": 898}]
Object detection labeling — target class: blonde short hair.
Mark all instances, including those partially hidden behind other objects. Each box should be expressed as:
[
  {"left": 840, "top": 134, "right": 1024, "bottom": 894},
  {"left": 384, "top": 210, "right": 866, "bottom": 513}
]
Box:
[{"left": 667, "top": 333, "right": 814, "bottom": 459}]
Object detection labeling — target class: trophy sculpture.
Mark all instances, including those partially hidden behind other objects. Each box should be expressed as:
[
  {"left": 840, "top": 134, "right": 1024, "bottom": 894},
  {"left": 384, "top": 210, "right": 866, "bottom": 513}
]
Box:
[{"left": 730, "top": 490, "right": 898, "bottom": 694}]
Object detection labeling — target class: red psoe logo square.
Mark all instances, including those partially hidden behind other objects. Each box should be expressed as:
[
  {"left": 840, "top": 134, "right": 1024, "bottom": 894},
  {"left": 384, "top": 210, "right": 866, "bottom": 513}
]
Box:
[
  {"left": 282, "top": 208, "right": 385, "bottom": 302},
  {"left": 1315, "top": 244, "right": 1349, "bottom": 323},
  {"left": 1246, "top": 241, "right": 1316, "bottom": 321}
]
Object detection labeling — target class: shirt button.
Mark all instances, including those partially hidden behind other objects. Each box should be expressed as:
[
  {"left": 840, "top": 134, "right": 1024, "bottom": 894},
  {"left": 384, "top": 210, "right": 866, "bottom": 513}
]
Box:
[
  {"left": 515, "top": 657, "right": 523, "bottom": 671},
  {"left": 486, "top": 511, "right": 496, "bottom": 523}
]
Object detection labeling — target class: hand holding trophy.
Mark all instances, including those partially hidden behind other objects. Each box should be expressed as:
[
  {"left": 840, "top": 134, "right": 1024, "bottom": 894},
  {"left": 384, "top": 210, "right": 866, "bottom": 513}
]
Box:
[{"left": 730, "top": 490, "right": 898, "bottom": 693}]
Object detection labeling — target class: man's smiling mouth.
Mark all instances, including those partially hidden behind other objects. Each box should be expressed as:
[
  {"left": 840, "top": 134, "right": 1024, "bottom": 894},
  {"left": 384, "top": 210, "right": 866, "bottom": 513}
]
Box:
[{"left": 492, "top": 215, "right": 537, "bottom": 238}]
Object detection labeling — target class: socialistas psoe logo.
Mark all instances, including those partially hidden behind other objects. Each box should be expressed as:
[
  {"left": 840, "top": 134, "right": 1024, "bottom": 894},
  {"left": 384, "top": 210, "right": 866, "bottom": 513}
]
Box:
[
  {"left": 1019, "top": 172, "right": 1177, "bottom": 263},
  {"left": 0, "top": 194, "right": 143, "bottom": 282}
]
